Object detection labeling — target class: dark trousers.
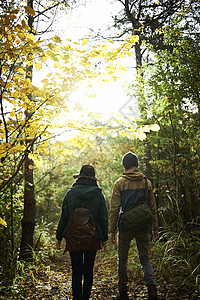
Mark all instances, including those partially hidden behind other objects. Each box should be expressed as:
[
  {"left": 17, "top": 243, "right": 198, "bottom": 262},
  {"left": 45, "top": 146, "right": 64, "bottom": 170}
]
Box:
[{"left": 70, "top": 250, "right": 97, "bottom": 300}]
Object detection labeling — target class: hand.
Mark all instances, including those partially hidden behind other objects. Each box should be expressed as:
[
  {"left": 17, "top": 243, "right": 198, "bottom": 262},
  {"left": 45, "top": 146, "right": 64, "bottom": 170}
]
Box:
[
  {"left": 152, "top": 230, "right": 159, "bottom": 242},
  {"left": 56, "top": 240, "right": 61, "bottom": 250},
  {"left": 100, "top": 242, "right": 106, "bottom": 252},
  {"left": 110, "top": 232, "right": 116, "bottom": 244}
]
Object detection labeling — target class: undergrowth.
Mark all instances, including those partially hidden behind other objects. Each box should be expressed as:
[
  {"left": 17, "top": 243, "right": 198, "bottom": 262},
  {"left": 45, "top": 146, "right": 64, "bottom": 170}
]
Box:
[
  {"left": 0, "top": 221, "right": 56, "bottom": 298},
  {"left": 1, "top": 220, "right": 199, "bottom": 299},
  {"left": 151, "top": 224, "right": 200, "bottom": 295}
]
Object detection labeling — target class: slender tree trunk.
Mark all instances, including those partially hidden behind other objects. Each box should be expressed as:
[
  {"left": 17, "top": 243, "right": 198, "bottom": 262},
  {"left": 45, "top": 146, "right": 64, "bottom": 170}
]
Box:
[
  {"left": 143, "top": 137, "right": 154, "bottom": 182},
  {"left": 124, "top": 0, "right": 153, "bottom": 181},
  {"left": 10, "top": 183, "right": 14, "bottom": 256},
  {"left": 135, "top": 41, "right": 142, "bottom": 69},
  {"left": 19, "top": 145, "right": 36, "bottom": 260},
  {"left": 19, "top": 0, "right": 36, "bottom": 261}
]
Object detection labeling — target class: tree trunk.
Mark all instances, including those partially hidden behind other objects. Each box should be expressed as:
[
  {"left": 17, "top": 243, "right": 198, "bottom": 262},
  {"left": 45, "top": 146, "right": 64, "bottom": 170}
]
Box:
[
  {"left": 135, "top": 41, "right": 142, "bottom": 69},
  {"left": 10, "top": 184, "right": 14, "bottom": 256},
  {"left": 19, "top": 144, "right": 36, "bottom": 260},
  {"left": 124, "top": 0, "right": 153, "bottom": 181},
  {"left": 143, "top": 137, "right": 154, "bottom": 183},
  {"left": 19, "top": 0, "right": 36, "bottom": 261}
]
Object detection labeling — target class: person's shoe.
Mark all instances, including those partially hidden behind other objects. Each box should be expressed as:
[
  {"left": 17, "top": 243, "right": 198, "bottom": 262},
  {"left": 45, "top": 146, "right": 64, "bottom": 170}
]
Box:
[
  {"left": 148, "top": 284, "right": 158, "bottom": 300},
  {"left": 116, "top": 290, "right": 129, "bottom": 300}
]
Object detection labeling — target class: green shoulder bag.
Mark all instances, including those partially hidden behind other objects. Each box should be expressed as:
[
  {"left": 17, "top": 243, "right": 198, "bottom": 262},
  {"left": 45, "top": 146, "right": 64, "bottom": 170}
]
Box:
[{"left": 120, "top": 178, "right": 152, "bottom": 232}]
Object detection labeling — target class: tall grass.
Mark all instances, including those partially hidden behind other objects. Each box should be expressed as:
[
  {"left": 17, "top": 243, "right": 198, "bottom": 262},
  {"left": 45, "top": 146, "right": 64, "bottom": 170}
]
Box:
[
  {"left": 151, "top": 221, "right": 200, "bottom": 294},
  {"left": 0, "top": 221, "right": 57, "bottom": 298}
]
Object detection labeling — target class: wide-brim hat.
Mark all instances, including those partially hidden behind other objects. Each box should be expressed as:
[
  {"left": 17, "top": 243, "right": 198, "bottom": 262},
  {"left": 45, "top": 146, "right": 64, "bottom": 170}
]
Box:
[{"left": 73, "top": 165, "right": 99, "bottom": 181}]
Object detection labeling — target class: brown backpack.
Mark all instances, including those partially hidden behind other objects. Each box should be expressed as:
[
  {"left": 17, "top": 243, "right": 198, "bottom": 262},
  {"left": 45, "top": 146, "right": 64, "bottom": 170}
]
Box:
[{"left": 64, "top": 206, "right": 98, "bottom": 252}]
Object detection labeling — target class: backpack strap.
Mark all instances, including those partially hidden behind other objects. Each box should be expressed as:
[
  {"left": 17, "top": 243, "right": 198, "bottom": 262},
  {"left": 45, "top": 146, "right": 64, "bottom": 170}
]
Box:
[{"left": 144, "top": 177, "right": 149, "bottom": 203}]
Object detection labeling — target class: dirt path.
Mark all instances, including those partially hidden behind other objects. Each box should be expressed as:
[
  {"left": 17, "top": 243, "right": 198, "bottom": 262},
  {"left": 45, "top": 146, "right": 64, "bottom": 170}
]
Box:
[
  {"left": 19, "top": 252, "right": 159, "bottom": 300},
  {"left": 2, "top": 251, "right": 199, "bottom": 299},
  {"left": 12, "top": 252, "right": 154, "bottom": 300}
]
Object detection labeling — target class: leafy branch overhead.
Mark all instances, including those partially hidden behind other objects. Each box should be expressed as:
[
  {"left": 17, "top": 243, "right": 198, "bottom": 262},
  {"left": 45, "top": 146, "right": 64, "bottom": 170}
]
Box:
[{"left": 0, "top": 6, "right": 142, "bottom": 180}]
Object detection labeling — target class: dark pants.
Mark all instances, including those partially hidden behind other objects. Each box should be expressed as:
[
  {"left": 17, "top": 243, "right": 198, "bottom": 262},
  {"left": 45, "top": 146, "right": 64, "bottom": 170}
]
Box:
[
  {"left": 118, "top": 231, "right": 157, "bottom": 291},
  {"left": 70, "top": 250, "right": 97, "bottom": 300}
]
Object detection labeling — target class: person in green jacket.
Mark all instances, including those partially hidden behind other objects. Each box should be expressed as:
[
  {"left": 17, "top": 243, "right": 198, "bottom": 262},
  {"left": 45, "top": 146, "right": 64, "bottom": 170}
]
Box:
[{"left": 56, "top": 165, "right": 108, "bottom": 300}]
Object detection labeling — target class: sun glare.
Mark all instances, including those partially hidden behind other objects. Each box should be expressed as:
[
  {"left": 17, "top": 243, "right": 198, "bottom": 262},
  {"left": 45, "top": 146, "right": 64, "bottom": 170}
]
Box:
[{"left": 66, "top": 81, "right": 129, "bottom": 122}]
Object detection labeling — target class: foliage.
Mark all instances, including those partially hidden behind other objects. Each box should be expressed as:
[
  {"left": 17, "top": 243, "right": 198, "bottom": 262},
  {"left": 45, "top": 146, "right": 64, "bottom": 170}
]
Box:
[
  {"left": 112, "top": 0, "right": 199, "bottom": 70},
  {"left": 0, "top": 2, "right": 199, "bottom": 298},
  {"left": 128, "top": 17, "right": 200, "bottom": 225},
  {"left": 0, "top": 218, "right": 57, "bottom": 298},
  {"left": 2, "top": 234, "right": 199, "bottom": 299},
  {"left": 0, "top": 3, "right": 140, "bottom": 190},
  {"left": 152, "top": 225, "right": 200, "bottom": 294},
  {"left": 0, "top": 217, "right": 7, "bottom": 227},
  {"left": 0, "top": 0, "right": 143, "bottom": 265}
]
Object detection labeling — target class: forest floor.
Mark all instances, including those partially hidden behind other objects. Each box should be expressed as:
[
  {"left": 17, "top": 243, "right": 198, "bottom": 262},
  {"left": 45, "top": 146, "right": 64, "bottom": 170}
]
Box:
[{"left": 1, "top": 248, "right": 199, "bottom": 300}]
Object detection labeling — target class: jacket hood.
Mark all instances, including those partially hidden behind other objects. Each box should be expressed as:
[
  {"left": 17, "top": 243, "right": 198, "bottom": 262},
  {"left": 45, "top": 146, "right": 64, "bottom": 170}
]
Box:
[
  {"left": 70, "top": 184, "right": 101, "bottom": 199},
  {"left": 122, "top": 166, "right": 145, "bottom": 181}
]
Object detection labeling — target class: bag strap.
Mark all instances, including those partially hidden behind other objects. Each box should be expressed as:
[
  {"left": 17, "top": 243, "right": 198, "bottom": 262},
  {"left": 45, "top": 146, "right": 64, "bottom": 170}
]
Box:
[{"left": 144, "top": 177, "right": 148, "bottom": 203}]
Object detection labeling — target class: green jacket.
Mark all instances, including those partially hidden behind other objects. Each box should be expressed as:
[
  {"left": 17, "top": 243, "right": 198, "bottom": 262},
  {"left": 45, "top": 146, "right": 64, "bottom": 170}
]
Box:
[
  {"left": 56, "top": 182, "right": 108, "bottom": 243},
  {"left": 109, "top": 166, "right": 158, "bottom": 234}
]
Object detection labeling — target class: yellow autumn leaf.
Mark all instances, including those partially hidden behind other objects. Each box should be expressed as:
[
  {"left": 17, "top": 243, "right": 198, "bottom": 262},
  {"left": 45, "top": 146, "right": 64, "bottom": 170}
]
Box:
[
  {"left": 82, "top": 39, "right": 88, "bottom": 46},
  {"left": 111, "top": 52, "right": 118, "bottom": 59},
  {"left": 34, "top": 159, "right": 44, "bottom": 168},
  {"left": 17, "top": 32, "right": 25, "bottom": 40},
  {"left": 0, "top": 151, "right": 7, "bottom": 159},
  {"left": 126, "top": 52, "right": 132, "bottom": 56},
  {"left": 29, "top": 165, "right": 34, "bottom": 169},
  {"left": 133, "top": 35, "right": 139, "bottom": 43},
  {"left": 35, "top": 62, "right": 42, "bottom": 70},
  {"left": 102, "top": 45, "right": 108, "bottom": 50},
  {"left": 57, "top": 149, "right": 64, "bottom": 156},
  {"left": 47, "top": 43, "right": 54, "bottom": 50},
  {"left": 10, "top": 111, "right": 16, "bottom": 117},
  {"left": 83, "top": 62, "right": 91, "bottom": 68},
  {"left": 157, "top": 116, "right": 163, "bottom": 121},
  {"left": 24, "top": 6, "right": 35, "bottom": 16},
  {"left": 40, "top": 55, "right": 47, "bottom": 62},
  {"left": 26, "top": 33, "right": 35, "bottom": 42},
  {"left": 54, "top": 62, "right": 60, "bottom": 68},
  {"left": 18, "top": 68, "right": 25, "bottom": 74},
  {"left": 120, "top": 65, "right": 127, "bottom": 71},
  {"left": 21, "top": 19, "right": 27, "bottom": 28},
  {"left": 68, "top": 122, "right": 76, "bottom": 128},
  {"left": 132, "top": 133, "right": 138, "bottom": 139},
  {"left": 53, "top": 35, "right": 62, "bottom": 43},
  {"left": 85, "top": 69, "right": 92, "bottom": 76},
  {"left": 13, "top": 145, "right": 26, "bottom": 151},
  {"left": 124, "top": 44, "right": 131, "bottom": 50},
  {"left": 0, "top": 217, "right": 7, "bottom": 228},
  {"left": 109, "top": 39, "right": 114, "bottom": 43},
  {"left": 41, "top": 79, "right": 48, "bottom": 84},
  {"left": 121, "top": 131, "right": 127, "bottom": 137}
]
